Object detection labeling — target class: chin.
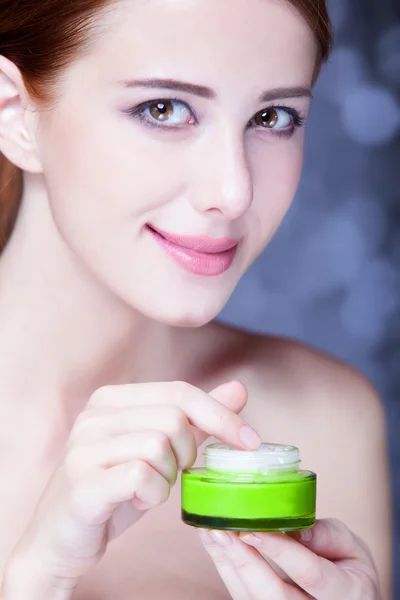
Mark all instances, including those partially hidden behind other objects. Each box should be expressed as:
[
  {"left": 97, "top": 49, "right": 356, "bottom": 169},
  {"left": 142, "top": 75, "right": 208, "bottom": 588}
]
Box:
[
  {"left": 167, "top": 313, "right": 214, "bottom": 329},
  {"left": 131, "top": 294, "right": 228, "bottom": 329},
  {"left": 152, "top": 306, "right": 219, "bottom": 329},
  {"left": 101, "top": 261, "right": 239, "bottom": 328}
]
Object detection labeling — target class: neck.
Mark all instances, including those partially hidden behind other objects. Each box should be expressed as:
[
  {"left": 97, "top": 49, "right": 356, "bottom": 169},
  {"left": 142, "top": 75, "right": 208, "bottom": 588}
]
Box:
[{"left": 0, "top": 175, "right": 172, "bottom": 428}]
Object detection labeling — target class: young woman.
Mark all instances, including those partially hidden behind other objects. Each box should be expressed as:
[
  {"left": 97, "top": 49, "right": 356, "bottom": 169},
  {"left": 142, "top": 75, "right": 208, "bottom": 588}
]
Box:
[{"left": 0, "top": 0, "right": 392, "bottom": 598}]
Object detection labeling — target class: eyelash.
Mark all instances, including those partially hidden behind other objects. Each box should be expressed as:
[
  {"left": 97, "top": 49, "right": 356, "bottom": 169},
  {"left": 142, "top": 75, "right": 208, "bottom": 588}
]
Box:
[
  {"left": 125, "top": 99, "right": 305, "bottom": 138},
  {"left": 256, "top": 105, "right": 306, "bottom": 138}
]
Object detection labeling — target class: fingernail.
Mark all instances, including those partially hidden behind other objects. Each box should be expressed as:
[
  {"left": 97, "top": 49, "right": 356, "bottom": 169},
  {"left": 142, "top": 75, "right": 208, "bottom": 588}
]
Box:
[
  {"left": 239, "top": 426, "right": 261, "bottom": 450},
  {"left": 211, "top": 530, "right": 233, "bottom": 546},
  {"left": 240, "top": 533, "right": 263, "bottom": 547},
  {"left": 300, "top": 529, "right": 313, "bottom": 543},
  {"left": 198, "top": 529, "right": 213, "bottom": 545}
]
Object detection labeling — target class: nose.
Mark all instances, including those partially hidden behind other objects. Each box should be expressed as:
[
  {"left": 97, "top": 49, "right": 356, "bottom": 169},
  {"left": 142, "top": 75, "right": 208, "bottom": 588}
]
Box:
[{"left": 191, "top": 132, "right": 254, "bottom": 221}]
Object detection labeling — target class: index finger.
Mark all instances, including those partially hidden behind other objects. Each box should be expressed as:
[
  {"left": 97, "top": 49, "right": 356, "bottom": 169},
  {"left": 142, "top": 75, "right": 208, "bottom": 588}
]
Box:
[{"left": 89, "top": 381, "right": 261, "bottom": 450}]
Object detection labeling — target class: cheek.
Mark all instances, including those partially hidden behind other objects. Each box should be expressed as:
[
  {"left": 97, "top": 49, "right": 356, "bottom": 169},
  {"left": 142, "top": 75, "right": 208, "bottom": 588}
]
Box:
[
  {"left": 38, "top": 105, "right": 185, "bottom": 240},
  {"left": 250, "top": 136, "right": 304, "bottom": 237}
]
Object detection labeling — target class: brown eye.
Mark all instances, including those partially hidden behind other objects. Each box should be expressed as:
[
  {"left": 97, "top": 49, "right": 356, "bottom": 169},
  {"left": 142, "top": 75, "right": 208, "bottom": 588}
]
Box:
[
  {"left": 149, "top": 101, "right": 174, "bottom": 121},
  {"left": 254, "top": 108, "right": 279, "bottom": 128}
]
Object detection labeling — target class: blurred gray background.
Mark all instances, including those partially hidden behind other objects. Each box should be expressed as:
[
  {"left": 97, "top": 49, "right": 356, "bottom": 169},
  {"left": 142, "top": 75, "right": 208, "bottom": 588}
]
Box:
[{"left": 218, "top": 0, "right": 400, "bottom": 593}]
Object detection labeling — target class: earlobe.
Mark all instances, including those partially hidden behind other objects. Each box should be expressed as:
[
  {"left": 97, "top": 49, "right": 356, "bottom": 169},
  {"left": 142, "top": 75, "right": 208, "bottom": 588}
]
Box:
[{"left": 0, "top": 56, "right": 43, "bottom": 174}]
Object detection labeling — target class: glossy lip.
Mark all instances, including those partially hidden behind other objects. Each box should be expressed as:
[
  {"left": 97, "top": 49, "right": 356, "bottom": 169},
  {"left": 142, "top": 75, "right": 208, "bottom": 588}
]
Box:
[
  {"left": 146, "top": 225, "right": 239, "bottom": 276},
  {"left": 148, "top": 225, "right": 239, "bottom": 253}
]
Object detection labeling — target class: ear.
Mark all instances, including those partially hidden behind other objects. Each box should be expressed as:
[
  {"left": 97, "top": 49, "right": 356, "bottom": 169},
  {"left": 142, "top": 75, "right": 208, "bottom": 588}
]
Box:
[{"left": 0, "top": 55, "right": 43, "bottom": 174}]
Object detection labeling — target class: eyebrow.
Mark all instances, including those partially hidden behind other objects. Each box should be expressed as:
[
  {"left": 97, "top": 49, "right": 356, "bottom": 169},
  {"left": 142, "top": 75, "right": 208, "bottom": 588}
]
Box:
[
  {"left": 260, "top": 86, "right": 313, "bottom": 102},
  {"left": 121, "top": 78, "right": 215, "bottom": 99},
  {"left": 120, "top": 78, "right": 313, "bottom": 102}
]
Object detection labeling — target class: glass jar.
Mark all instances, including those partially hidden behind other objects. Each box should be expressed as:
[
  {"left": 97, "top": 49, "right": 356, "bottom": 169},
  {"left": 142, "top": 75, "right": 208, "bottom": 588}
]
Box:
[{"left": 181, "top": 443, "right": 316, "bottom": 532}]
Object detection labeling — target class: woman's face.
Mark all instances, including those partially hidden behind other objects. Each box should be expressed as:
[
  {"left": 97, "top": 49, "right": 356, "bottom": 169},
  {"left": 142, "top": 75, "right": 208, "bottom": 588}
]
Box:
[{"left": 35, "top": 0, "right": 317, "bottom": 326}]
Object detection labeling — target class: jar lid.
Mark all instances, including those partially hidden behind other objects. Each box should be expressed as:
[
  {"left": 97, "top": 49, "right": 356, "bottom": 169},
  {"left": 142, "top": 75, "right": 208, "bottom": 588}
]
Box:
[{"left": 205, "top": 443, "right": 301, "bottom": 474}]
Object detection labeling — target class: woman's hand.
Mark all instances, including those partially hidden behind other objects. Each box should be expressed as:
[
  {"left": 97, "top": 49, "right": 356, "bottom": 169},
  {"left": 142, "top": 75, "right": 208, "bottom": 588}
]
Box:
[
  {"left": 199, "top": 518, "right": 380, "bottom": 599},
  {"left": 3, "top": 380, "right": 260, "bottom": 596}
]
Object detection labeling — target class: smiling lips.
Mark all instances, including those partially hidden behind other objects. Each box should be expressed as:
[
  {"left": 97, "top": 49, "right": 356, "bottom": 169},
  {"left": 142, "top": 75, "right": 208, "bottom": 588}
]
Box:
[{"left": 146, "top": 225, "right": 239, "bottom": 276}]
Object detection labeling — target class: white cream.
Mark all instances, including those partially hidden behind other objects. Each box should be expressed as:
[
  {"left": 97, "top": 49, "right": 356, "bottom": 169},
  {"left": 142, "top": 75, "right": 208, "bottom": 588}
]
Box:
[{"left": 205, "top": 443, "right": 301, "bottom": 474}]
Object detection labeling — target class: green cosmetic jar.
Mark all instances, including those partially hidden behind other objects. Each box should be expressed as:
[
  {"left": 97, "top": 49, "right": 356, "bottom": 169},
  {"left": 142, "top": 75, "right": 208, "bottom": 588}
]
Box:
[{"left": 181, "top": 443, "right": 316, "bottom": 532}]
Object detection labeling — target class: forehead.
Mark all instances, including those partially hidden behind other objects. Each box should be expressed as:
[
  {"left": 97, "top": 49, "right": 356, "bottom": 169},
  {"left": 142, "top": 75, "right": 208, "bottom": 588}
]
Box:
[{"left": 70, "top": 0, "right": 317, "bottom": 95}]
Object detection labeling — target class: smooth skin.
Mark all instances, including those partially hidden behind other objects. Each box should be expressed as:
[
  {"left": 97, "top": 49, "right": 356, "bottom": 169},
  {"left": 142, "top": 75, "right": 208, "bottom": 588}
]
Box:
[{"left": 0, "top": 0, "right": 391, "bottom": 599}]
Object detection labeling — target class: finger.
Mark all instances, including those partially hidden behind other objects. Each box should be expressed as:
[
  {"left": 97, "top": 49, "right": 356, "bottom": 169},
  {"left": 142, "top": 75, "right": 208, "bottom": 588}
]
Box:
[
  {"left": 195, "top": 380, "right": 249, "bottom": 446},
  {"left": 71, "top": 406, "right": 196, "bottom": 470},
  {"left": 65, "top": 431, "right": 178, "bottom": 485},
  {"left": 240, "top": 531, "right": 358, "bottom": 600},
  {"left": 198, "top": 530, "right": 252, "bottom": 600},
  {"left": 87, "top": 381, "right": 260, "bottom": 451},
  {"left": 208, "top": 381, "right": 249, "bottom": 416},
  {"left": 290, "top": 519, "right": 372, "bottom": 563},
  {"left": 200, "top": 530, "right": 305, "bottom": 600},
  {"left": 69, "top": 460, "right": 170, "bottom": 526}
]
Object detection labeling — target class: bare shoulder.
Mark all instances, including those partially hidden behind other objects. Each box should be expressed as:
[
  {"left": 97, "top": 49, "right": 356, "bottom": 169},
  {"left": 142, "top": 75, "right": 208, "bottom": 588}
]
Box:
[
  {"left": 202, "top": 321, "right": 386, "bottom": 439},
  {"left": 243, "top": 328, "right": 389, "bottom": 469},
  {"left": 187, "top": 320, "right": 388, "bottom": 476}
]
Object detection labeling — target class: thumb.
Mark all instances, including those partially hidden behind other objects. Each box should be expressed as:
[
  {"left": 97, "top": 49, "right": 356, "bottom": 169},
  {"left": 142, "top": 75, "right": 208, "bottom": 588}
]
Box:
[
  {"left": 193, "top": 380, "right": 249, "bottom": 447},
  {"left": 292, "top": 519, "right": 370, "bottom": 562}
]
